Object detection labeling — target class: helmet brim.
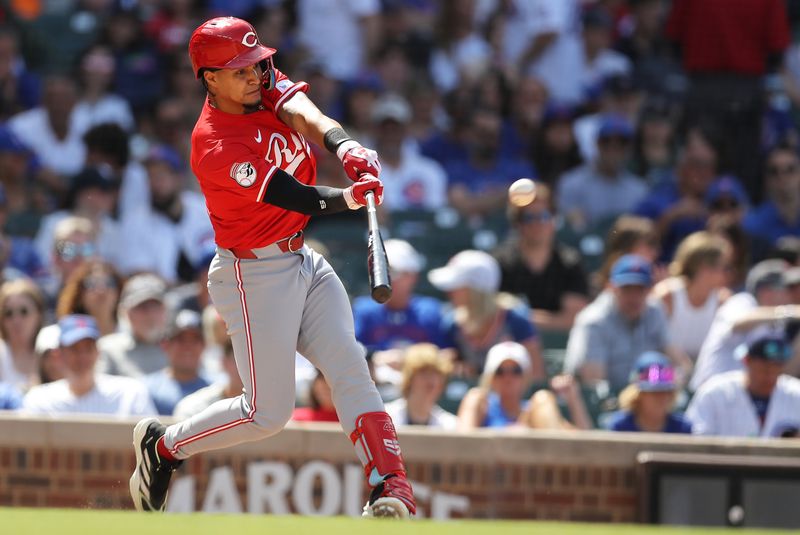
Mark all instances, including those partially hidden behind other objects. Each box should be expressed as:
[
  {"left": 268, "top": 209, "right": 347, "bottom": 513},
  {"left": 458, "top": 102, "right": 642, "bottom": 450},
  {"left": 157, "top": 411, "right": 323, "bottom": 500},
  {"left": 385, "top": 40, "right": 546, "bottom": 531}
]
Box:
[{"left": 197, "top": 44, "right": 277, "bottom": 77}]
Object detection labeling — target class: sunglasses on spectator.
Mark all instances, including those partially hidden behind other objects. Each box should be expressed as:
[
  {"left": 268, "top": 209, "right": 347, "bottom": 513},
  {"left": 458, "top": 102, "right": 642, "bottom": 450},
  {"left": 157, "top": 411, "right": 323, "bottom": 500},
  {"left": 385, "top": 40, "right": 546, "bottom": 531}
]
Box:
[
  {"left": 3, "top": 306, "right": 31, "bottom": 319},
  {"left": 56, "top": 241, "right": 96, "bottom": 262},
  {"left": 767, "top": 164, "right": 799, "bottom": 177},
  {"left": 519, "top": 210, "right": 552, "bottom": 224},
  {"left": 82, "top": 275, "right": 117, "bottom": 290},
  {"left": 495, "top": 364, "right": 523, "bottom": 377}
]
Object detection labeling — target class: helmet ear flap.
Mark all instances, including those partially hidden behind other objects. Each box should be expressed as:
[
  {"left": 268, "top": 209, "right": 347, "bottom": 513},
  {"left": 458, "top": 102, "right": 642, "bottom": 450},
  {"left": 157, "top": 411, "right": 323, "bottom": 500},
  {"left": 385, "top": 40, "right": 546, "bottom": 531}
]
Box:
[{"left": 260, "top": 58, "right": 276, "bottom": 91}]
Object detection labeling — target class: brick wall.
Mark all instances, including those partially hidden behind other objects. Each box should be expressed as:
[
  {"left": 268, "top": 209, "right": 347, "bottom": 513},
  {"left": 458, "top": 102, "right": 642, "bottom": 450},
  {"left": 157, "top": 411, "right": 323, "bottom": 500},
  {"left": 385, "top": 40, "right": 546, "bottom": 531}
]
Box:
[{"left": 1, "top": 415, "right": 799, "bottom": 520}]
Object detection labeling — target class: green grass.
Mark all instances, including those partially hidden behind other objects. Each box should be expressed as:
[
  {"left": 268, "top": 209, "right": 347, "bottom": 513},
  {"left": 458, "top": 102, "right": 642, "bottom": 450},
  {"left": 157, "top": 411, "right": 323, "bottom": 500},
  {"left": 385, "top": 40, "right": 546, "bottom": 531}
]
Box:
[{"left": 0, "top": 509, "right": 795, "bottom": 535}]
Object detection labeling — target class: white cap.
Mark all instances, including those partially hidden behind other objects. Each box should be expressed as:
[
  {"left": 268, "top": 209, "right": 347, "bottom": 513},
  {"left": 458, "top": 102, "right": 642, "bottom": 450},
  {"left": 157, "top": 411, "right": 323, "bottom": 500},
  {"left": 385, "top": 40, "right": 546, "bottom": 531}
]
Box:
[
  {"left": 35, "top": 324, "right": 61, "bottom": 354},
  {"left": 482, "top": 341, "right": 531, "bottom": 378},
  {"left": 371, "top": 93, "right": 412, "bottom": 124},
  {"left": 385, "top": 239, "right": 424, "bottom": 274},
  {"left": 428, "top": 250, "right": 501, "bottom": 293}
]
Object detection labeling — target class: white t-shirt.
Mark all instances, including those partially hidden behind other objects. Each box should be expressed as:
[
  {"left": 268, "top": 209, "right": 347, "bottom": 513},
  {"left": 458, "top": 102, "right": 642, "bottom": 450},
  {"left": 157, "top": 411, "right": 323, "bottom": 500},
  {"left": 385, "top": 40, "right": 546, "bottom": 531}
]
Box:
[
  {"left": 380, "top": 151, "right": 448, "bottom": 212},
  {"left": 384, "top": 398, "right": 458, "bottom": 430},
  {"left": 8, "top": 107, "right": 86, "bottom": 176},
  {"left": 296, "top": 0, "right": 380, "bottom": 80},
  {"left": 73, "top": 94, "right": 135, "bottom": 134},
  {"left": 687, "top": 371, "right": 800, "bottom": 438},
  {"left": 22, "top": 374, "right": 156, "bottom": 417},
  {"left": 429, "top": 34, "right": 492, "bottom": 93},
  {"left": 690, "top": 292, "right": 759, "bottom": 391},
  {"left": 0, "top": 342, "right": 32, "bottom": 393}
]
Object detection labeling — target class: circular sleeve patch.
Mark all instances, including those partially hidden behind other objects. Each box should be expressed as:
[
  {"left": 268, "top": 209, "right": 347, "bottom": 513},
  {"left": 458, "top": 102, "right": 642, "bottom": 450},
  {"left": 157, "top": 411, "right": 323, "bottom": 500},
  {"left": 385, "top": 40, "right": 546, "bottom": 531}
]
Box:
[{"left": 230, "top": 162, "right": 256, "bottom": 187}]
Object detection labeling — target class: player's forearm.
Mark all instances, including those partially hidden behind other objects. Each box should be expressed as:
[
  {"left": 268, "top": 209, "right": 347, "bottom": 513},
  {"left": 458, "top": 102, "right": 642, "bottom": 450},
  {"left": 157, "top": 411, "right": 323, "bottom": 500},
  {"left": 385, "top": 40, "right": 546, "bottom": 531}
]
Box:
[{"left": 263, "top": 168, "right": 349, "bottom": 215}]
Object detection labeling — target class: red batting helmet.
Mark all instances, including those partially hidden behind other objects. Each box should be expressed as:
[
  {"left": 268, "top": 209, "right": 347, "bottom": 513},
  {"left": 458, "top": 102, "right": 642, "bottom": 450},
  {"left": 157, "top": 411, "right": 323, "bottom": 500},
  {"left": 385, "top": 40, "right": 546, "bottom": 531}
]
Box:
[{"left": 188, "top": 17, "right": 276, "bottom": 79}]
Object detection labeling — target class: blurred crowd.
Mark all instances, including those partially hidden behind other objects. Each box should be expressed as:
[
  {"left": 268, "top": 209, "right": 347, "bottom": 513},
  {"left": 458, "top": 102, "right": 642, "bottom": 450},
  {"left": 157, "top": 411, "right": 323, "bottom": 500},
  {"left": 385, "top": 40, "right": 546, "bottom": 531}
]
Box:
[{"left": 0, "top": 0, "right": 800, "bottom": 439}]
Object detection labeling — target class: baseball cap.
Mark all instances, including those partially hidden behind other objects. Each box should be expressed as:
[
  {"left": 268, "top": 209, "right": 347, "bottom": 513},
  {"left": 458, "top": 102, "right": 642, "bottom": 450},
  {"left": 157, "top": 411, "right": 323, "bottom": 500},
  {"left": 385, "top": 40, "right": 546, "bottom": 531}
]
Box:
[
  {"left": 705, "top": 175, "right": 748, "bottom": 207},
  {"left": 785, "top": 267, "right": 800, "bottom": 287},
  {"left": 745, "top": 259, "right": 787, "bottom": 296},
  {"left": 482, "top": 341, "right": 531, "bottom": 378},
  {"left": 70, "top": 166, "right": 118, "bottom": 194},
  {"left": 59, "top": 315, "right": 100, "bottom": 347},
  {"left": 35, "top": 324, "right": 61, "bottom": 354},
  {"left": 385, "top": 239, "right": 425, "bottom": 274},
  {"left": 598, "top": 114, "right": 634, "bottom": 140},
  {"left": 371, "top": 93, "right": 412, "bottom": 124},
  {"left": 0, "top": 125, "right": 29, "bottom": 154},
  {"left": 145, "top": 144, "right": 184, "bottom": 172},
  {"left": 166, "top": 309, "right": 203, "bottom": 339},
  {"left": 743, "top": 334, "right": 793, "bottom": 363},
  {"left": 610, "top": 254, "right": 653, "bottom": 287},
  {"left": 428, "top": 250, "right": 501, "bottom": 293},
  {"left": 631, "top": 351, "right": 676, "bottom": 392},
  {"left": 120, "top": 273, "right": 167, "bottom": 310}
]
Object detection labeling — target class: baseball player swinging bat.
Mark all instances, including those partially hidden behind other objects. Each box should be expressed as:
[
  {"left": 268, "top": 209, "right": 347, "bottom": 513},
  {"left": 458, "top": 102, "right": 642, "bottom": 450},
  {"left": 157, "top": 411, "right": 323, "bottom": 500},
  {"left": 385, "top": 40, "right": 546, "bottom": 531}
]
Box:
[{"left": 365, "top": 190, "right": 392, "bottom": 303}]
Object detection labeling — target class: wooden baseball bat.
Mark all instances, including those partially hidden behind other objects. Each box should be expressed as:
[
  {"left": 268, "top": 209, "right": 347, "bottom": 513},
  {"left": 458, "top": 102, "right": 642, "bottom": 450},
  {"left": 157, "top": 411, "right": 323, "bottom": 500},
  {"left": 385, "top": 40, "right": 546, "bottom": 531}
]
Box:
[{"left": 365, "top": 190, "right": 392, "bottom": 303}]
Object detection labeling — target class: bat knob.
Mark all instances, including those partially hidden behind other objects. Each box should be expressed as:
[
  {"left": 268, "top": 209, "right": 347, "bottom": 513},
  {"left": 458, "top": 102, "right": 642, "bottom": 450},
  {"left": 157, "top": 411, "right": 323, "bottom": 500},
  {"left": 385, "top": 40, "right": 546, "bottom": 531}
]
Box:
[{"left": 371, "top": 284, "right": 392, "bottom": 304}]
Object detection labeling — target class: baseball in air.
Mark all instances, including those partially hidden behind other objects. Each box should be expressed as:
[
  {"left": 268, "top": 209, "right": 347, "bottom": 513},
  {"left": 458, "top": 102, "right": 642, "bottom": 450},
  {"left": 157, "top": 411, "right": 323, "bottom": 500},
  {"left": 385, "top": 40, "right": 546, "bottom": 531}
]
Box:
[{"left": 508, "top": 178, "right": 537, "bottom": 207}]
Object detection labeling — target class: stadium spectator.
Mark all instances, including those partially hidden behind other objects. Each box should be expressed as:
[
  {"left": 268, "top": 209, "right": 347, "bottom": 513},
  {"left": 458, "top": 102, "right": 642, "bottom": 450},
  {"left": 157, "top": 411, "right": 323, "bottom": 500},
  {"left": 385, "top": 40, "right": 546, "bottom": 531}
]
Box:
[
  {"left": 744, "top": 144, "right": 800, "bottom": 246},
  {"left": 691, "top": 260, "right": 800, "bottom": 390},
  {"left": 634, "top": 125, "right": 721, "bottom": 260},
  {"left": 429, "top": 250, "right": 544, "bottom": 379},
  {"left": 428, "top": 0, "right": 490, "bottom": 93},
  {"left": 530, "top": 103, "right": 582, "bottom": 187},
  {"left": 0, "top": 25, "right": 40, "bottom": 120},
  {"left": 0, "top": 183, "right": 45, "bottom": 282},
  {"left": 494, "top": 182, "right": 589, "bottom": 331},
  {"left": 34, "top": 167, "right": 123, "bottom": 272},
  {"left": 339, "top": 72, "right": 384, "bottom": 142},
  {"left": 119, "top": 144, "right": 213, "bottom": 282},
  {"left": 353, "top": 240, "right": 447, "bottom": 371},
  {"left": 687, "top": 334, "right": 800, "bottom": 438},
  {"left": 652, "top": 232, "right": 732, "bottom": 361},
  {"left": 0, "top": 380, "right": 21, "bottom": 410},
  {"left": 0, "top": 278, "right": 45, "bottom": 392},
  {"left": 145, "top": 309, "right": 210, "bottom": 416},
  {"left": 457, "top": 341, "right": 591, "bottom": 430},
  {"left": 0, "top": 124, "right": 43, "bottom": 237},
  {"left": 98, "top": 273, "right": 168, "bottom": 378},
  {"left": 296, "top": 0, "right": 381, "bottom": 82},
  {"left": 577, "top": 7, "right": 632, "bottom": 98},
  {"left": 22, "top": 315, "right": 156, "bottom": 417},
  {"left": 369, "top": 93, "right": 447, "bottom": 212},
  {"left": 558, "top": 114, "right": 647, "bottom": 231},
  {"left": 171, "top": 244, "right": 216, "bottom": 314},
  {"left": 34, "top": 324, "right": 63, "bottom": 384},
  {"left": 292, "top": 369, "right": 339, "bottom": 423},
  {"left": 565, "top": 254, "right": 690, "bottom": 393},
  {"left": 629, "top": 97, "right": 678, "bottom": 185},
  {"left": 7, "top": 75, "right": 85, "bottom": 177},
  {"left": 595, "top": 215, "right": 661, "bottom": 292},
  {"left": 55, "top": 260, "right": 122, "bottom": 336},
  {"left": 74, "top": 44, "right": 135, "bottom": 133},
  {"left": 705, "top": 175, "right": 750, "bottom": 228},
  {"left": 384, "top": 343, "right": 457, "bottom": 430},
  {"left": 42, "top": 216, "right": 99, "bottom": 301},
  {"left": 446, "top": 108, "right": 535, "bottom": 219},
  {"left": 173, "top": 337, "right": 241, "bottom": 420},
  {"left": 666, "top": 0, "right": 791, "bottom": 197},
  {"left": 501, "top": 76, "right": 549, "bottom": 162},
  {"left": 607, "top": 351, "right": 692, "bottom": 433}
]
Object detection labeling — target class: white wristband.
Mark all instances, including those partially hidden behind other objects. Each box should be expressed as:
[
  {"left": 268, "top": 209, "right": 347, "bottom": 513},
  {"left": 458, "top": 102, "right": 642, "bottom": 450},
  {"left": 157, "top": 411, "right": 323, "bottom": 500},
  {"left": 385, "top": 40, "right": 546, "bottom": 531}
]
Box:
[
  {"left": 342, "top": 186, "right": 361, "bottom": 210},
  {"left": 336, "top": 140, "right": 361, "bottom": 161}
]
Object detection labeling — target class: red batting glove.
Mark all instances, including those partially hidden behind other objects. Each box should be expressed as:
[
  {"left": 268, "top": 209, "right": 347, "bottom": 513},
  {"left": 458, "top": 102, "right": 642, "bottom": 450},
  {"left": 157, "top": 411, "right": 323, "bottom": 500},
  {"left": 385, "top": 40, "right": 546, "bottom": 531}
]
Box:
[
  {"left": 343, "top": 175, "right": 384, "bottom": 209},
  {"left": 337, "top": 140, "right": 382, "bottom": 182}
]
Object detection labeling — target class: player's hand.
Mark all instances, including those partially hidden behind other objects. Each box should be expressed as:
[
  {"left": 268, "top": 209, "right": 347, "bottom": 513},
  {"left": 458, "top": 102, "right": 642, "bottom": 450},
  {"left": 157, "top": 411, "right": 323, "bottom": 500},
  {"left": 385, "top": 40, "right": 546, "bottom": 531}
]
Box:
[
  {"left": 343, "top": 175, "right": 383, "bottom": 209},
  {"left": 336, "top": 140, "right": 381, "bottom": 182}
]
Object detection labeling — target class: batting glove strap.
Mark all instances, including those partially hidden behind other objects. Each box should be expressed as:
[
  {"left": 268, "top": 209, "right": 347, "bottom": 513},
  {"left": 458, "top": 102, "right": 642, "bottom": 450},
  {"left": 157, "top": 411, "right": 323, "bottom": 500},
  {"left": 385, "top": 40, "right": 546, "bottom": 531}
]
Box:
[{"left": 335, "top": 140, "right": 361, "bottom": 161}]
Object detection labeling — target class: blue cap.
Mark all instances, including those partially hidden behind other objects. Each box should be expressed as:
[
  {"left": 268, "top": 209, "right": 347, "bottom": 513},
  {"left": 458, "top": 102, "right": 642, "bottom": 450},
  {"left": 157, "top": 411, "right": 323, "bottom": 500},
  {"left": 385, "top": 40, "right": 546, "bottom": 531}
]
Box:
[
  {"left": 632, "top": 351, "right": 676, "bottom": 392},
  {"left": 705, "top": 175, "right": 749, "bottom": 207},
  {"left": 744, "top": 335, "right": 793, "bottom": 363},
  {"left": 542, "top": 102, "right": 575, "bottom": 124},
  {"left": 0, "top": 125, "right": 29, "bottom": 154},
  {"left": 58, "top": 314, "right": 100, "bottom": 347},
  {"left": 610, "top": 254, "right": 653, "bottom": 287},
  {"left": 145, "top": 144, "right": 184, "bottom": 172},
  {"left": 598, "top": 114, "right": 634, "bottom": 140}
]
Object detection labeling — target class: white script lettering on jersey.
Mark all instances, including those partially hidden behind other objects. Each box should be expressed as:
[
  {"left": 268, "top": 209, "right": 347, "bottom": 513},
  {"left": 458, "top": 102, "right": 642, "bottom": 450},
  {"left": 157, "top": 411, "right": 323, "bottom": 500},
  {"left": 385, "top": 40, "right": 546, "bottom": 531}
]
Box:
[{"left": 266, "top": 132, "right": 308, "bottom": 176}]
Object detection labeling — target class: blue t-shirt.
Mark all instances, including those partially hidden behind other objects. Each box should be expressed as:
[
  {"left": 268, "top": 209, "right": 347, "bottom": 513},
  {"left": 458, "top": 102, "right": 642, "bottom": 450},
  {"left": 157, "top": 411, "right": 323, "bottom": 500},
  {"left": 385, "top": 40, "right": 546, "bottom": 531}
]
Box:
[
  {"left": 445, "top": 158, "right": 536, "bottom": 194},
  {"left": 635, "top": 179, "right": 706, "bottom": 261},
  {"left": 609, "top": 410, "right": 692, "bottom": 434},
  {"left": 483, "top": 391, "right": 529, "bottom": 428},
  {"left": 743, "top": 201, "right": 800, "bottom": 246},
  {"left": 353, "top": 295, "right": 447, "bottom": 351},
  {"left": 0, "top": 383, "right": 22, "bottom": 410},
  {"left": 145, "top": 370, "right": 211, "bottom": 416}
]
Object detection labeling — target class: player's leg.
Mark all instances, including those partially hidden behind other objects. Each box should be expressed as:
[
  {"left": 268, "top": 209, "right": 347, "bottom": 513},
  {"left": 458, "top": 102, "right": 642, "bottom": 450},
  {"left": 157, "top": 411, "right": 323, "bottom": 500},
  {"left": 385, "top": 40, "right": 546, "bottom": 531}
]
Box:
[
  {"left": 295, "top": 246, "right": 415, "bottom": 517},
  {"left": 131, "top": 251, "right": 302, "bottom": 511}
]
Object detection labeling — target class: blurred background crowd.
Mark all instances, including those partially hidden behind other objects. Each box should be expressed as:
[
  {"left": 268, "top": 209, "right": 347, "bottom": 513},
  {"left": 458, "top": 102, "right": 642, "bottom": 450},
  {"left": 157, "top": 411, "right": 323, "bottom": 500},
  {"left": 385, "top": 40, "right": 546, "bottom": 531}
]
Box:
[{"left": 0, "top": 0, "right": 800, "bottom": 438}]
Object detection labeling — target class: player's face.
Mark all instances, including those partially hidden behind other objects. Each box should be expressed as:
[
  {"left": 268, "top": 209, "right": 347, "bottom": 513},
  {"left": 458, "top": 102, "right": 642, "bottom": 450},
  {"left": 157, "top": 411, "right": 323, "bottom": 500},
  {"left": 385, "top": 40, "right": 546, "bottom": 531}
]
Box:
[{"left": 206, "top": 63, "right": 264, "bottom": 109}]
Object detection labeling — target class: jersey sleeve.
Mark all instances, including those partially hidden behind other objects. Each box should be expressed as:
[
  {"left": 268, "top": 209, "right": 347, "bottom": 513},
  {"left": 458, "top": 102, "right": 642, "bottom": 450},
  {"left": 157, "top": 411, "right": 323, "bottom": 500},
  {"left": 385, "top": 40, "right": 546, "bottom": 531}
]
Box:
[
  {"left": 196, "top": 141, "right": 281, "bottom": 203},
  {"left": 263, "top": 68, "right": 309, "bottom": 114}
]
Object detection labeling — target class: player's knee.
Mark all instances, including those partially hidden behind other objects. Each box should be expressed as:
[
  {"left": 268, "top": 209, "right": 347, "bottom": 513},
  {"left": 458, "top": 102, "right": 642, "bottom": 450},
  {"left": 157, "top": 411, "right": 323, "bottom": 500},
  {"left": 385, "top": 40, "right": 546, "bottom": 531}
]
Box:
[{"left": 250, "top": 402, "right": 294, "bottom": 437}]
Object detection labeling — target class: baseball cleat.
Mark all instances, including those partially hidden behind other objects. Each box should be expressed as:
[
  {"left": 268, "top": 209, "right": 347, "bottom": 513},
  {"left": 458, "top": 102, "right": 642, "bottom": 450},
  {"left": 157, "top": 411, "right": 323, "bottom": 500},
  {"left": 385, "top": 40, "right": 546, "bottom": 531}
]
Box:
[
  {"left": 129, "top": 417, "right": 182, "bottom": 512},
  {"left": 362, "top": 474, "right": 413, "bottom": 518}
]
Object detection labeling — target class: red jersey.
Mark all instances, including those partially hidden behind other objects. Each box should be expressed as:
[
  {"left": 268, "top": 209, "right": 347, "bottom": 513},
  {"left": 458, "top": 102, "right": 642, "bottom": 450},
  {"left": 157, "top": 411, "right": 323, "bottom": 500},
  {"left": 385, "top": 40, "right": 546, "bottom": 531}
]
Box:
[{"left": 190, "top": 69, "right": 316, "bottom": 249}]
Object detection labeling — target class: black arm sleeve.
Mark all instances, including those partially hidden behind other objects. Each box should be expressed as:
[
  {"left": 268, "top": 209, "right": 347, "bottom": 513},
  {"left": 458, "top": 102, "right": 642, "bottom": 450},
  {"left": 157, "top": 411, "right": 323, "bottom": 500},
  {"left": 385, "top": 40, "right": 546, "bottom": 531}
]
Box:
[{"left": 262, "top": 168, "right": 349, "bottom": 215}]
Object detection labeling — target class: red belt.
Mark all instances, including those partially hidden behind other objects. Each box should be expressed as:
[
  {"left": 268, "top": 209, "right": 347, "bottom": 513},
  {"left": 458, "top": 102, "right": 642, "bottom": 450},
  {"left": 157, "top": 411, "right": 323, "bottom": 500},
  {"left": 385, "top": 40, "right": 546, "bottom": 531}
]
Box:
[{"left": 229, "top": 231, "right": 304, "bottom": 259}]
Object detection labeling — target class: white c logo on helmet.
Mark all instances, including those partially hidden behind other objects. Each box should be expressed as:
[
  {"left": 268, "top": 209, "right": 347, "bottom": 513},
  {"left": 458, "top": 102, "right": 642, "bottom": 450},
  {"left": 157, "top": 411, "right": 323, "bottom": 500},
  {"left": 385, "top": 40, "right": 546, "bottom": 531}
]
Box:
[{"left": 241, "top": 32, "right": 258, "bottom": 47}]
